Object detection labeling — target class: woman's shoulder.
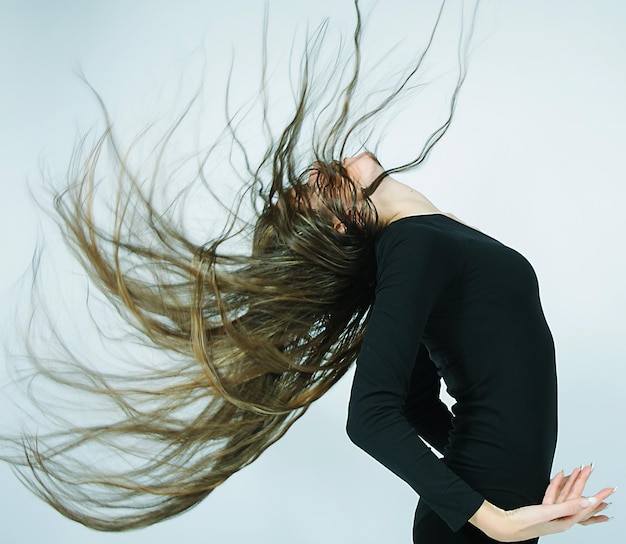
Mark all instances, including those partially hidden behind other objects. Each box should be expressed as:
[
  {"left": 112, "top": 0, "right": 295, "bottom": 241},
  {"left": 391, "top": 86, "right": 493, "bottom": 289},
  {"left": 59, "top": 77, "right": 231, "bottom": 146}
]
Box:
[
  {"left": 373, "top": 214, "right": 468, "bottom": 286},
  {"left": 375, "top": 214, "right": 463, "bottom": 267}
]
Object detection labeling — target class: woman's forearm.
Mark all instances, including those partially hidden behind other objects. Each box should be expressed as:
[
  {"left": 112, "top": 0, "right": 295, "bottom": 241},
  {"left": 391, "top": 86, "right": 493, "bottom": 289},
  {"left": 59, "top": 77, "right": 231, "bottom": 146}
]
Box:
[{"left": 468, "top": 500, "right": 506, "bottom": 541}]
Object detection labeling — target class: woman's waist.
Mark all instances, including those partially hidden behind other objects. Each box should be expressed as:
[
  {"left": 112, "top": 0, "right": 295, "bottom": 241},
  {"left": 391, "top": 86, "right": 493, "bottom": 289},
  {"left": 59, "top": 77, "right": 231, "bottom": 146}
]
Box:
[
  {"left": 441, "top": 449, "right": 554, "bottom": 504},
  {"left": 441, "top": 427, "right": 556, "bottom": 500}
]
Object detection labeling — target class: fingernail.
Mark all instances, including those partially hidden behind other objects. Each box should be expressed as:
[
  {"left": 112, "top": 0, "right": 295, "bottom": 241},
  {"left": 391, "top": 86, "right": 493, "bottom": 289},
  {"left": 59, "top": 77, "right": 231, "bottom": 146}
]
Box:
[
  {"left": 590, "top": 461, "right": 594, "bottom": 472},
  {"left": 580, "top": 496, "right": 597, "bottom": 508},
  {"left": 611, "top": 486, "right": 618, "bottom": 494},
  {"left": 579, "top": 464, "right": 584, "bottom": 471}
]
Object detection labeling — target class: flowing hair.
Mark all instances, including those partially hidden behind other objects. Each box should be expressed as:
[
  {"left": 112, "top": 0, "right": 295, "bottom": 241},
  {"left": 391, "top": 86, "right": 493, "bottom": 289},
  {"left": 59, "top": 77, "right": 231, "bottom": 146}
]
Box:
[{"left": 1, "top": 0, "right": 477, "bottom": 531}]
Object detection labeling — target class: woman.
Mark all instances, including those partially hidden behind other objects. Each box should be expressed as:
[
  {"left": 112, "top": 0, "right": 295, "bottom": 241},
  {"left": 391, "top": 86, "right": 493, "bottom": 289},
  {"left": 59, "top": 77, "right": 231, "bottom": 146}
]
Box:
[
  {"left": 0, "top": 1, "right": 614, "bottom": 542},
  {"left": 316, "top": 151, "right": 614, "bottom": 542}
]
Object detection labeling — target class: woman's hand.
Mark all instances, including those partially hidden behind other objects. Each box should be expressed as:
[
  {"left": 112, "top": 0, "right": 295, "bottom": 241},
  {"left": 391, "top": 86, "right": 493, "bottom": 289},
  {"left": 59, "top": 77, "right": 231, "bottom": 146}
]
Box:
[
  {"left": 541, "top": 464, "right": 611, "bottom": 525},
  {"left": 469, "top": 464, "right": 615, "bottom": 542}
]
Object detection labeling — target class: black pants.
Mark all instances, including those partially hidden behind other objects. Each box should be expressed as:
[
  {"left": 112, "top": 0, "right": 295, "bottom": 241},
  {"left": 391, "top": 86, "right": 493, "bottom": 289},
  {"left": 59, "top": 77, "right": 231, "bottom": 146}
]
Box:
[{"left": 413, "top": 490, "right": 539, "bottom": 544}]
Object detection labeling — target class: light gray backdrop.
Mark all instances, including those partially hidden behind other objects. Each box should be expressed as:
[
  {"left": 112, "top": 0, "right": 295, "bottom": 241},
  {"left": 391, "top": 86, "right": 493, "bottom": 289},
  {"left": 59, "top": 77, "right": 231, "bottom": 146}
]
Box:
[{"left": 0, "top": 1, "right": 623, "bottom": 543}]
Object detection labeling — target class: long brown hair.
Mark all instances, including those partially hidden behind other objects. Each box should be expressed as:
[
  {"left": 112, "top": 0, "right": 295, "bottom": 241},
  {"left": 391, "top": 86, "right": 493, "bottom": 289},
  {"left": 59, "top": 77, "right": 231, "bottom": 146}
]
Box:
[{"left": 1, "top": 0, "right": 477, "bottom": 531}]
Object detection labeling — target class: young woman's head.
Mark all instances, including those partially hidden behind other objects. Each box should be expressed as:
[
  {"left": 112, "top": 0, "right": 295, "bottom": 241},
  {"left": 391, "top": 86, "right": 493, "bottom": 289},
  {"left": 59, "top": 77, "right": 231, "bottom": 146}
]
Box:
[
  {"left": 248, "top": 151, "right": 395, "bottom": 347},
  {"left": 296, "top": 152, "right": 387, "bottom": 232}
]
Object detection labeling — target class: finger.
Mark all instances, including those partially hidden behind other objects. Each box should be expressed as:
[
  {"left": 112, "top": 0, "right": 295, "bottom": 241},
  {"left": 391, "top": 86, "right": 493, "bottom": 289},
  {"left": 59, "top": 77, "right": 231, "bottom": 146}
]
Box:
[
  {"left": 567, "top": 487, "right": 616, "bottom": 524},
  {"left": 541, "top": 494, "right": 592, "bottom": 521},
  {"left": 579, "top": 515, "right": 610, "bottom": 526},
  {"left": 592, "top": 501, "right": 609, "bottom": 514},
  {"left": 543, "top": 471, "right": 574, "bottom": 504},
  {"left": 542, "top": 487, "right": 613, "bottom": 522},
  {"left": 578, "top": 501, "right": 608, "bottom": 524},
  {"left": 567, "top": 464, "right": 593, "bottom": 501},
  {"left": 588, "top": 488, "right": 616, "bottom": 507},
  {"left": 553, "top": 474, "right": 571, "bottom": 498},
  {"left": 556, "top": 466, "right": 581, "bottom": 503},
  {"left": 542, "top": 470, "right": 565, "bottom": 504}
]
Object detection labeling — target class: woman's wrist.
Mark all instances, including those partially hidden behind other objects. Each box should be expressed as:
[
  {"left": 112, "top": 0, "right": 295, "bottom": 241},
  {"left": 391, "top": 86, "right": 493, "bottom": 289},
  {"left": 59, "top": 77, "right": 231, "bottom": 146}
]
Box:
[{"left": 468, "top": 500, "right": 507, "bottom": 540}]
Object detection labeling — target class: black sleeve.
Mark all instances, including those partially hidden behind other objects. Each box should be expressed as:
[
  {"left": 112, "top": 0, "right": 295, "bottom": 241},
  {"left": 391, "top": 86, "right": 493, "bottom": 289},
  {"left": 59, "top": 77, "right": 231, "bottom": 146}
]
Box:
[
  {"left": 346, "top": 222, "right": 484, "bottom": 532},
  {"left": 404, "top": 343, "right": 452, "bottom": 455}
]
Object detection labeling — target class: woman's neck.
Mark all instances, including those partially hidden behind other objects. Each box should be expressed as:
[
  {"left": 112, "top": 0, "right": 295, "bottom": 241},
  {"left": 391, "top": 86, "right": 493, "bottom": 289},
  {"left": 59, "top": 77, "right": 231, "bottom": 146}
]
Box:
[{"left": 370, "top": 176, "right": 443, "bottom": 225}]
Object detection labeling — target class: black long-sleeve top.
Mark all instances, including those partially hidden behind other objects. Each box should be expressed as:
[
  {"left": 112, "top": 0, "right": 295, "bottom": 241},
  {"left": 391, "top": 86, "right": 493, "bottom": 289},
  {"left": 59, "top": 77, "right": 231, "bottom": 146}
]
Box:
[{"left": 346, "top": 214, "right": 558, "bottom": 532}]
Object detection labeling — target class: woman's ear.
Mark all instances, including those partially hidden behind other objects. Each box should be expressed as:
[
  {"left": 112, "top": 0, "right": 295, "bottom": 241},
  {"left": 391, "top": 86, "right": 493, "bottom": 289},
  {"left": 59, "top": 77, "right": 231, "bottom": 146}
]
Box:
[
  {"left": 334, "top": 207, "right": 353, "bottom": 234},
  {"left": 333, "top": 221, "right": 347, "bottom": 234}
]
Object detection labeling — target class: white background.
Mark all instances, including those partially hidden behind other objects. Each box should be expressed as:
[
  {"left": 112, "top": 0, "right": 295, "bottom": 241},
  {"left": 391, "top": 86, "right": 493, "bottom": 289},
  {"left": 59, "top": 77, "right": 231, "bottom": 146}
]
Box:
[{"left": 0, "top": 1, "right": 623, "bottom": 543}]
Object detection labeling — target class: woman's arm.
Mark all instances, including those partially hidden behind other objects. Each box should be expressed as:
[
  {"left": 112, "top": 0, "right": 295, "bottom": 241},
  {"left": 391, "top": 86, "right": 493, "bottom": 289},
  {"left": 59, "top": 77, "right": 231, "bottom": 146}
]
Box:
[
  {"left": 403, "top": 343, "right": 452, "bottom": 454},
  {"left": 347, "top": 222, "right": 484, "bottom": 531}
]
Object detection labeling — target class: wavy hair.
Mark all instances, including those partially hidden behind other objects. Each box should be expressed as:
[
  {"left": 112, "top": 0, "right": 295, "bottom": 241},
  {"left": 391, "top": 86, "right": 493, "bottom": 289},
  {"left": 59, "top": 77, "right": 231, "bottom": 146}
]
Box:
[{"left": 1, "top": 0, "right": 477, "bottom": 531}]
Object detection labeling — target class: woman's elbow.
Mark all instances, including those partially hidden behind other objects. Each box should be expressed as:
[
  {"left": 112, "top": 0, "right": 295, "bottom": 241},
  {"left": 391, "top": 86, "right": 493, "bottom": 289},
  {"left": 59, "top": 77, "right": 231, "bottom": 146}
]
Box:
[
  {"left": 345, "top": 402, "right": 369, "bottom": 448},
  {"left": 345, "top": 411, "right": 358, "bottom": 445}
]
